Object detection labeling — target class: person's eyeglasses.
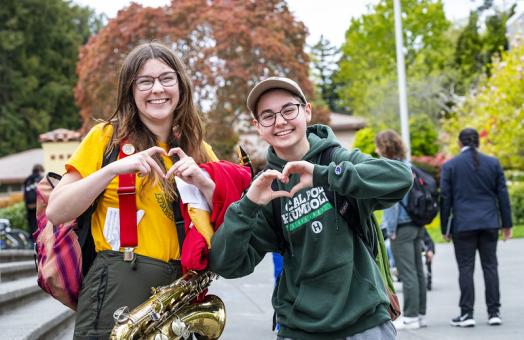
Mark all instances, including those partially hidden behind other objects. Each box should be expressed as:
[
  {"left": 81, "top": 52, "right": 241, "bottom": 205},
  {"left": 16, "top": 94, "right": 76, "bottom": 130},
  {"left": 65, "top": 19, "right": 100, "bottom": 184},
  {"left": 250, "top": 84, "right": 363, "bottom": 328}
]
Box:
[
  {"left": 134, "top": 71, "right": 178, "bottom": 91},
  {"left": 257, "top": 103, "right": 303, "bottom": 127}
]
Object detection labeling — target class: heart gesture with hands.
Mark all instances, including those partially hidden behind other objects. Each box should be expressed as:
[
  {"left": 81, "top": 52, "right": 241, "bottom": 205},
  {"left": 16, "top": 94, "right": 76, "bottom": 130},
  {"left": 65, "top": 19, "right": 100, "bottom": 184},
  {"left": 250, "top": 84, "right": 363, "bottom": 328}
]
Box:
[
  {"left": 166, "top": 147, "right": 210, "bottom": 188},
  {"left": 108, "top": 146, "right": 166, "bottom": 178},
  {"left": 281, "top": 161, "right": 315, "bottom": 197},
  {"left": 246, "top": 169, "right": 293, "bottom": 206}
]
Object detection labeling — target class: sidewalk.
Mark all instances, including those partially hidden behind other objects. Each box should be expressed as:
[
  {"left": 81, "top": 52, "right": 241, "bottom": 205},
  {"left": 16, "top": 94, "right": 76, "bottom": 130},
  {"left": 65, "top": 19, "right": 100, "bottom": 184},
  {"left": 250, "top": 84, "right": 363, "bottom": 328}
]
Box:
[
  {"left": 210, "top": 238, "right": 524, "bottom": 339},
  {"left": 396, "top": 238, "right": 523, "bottom": 340}
]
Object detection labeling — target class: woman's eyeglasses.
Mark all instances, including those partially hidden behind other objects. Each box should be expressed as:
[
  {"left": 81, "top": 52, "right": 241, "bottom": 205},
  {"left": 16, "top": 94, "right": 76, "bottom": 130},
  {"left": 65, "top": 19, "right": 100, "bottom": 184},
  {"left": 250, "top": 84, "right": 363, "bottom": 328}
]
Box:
[{"left": 134, "top": 71, "right": 178, "bottom": 91}]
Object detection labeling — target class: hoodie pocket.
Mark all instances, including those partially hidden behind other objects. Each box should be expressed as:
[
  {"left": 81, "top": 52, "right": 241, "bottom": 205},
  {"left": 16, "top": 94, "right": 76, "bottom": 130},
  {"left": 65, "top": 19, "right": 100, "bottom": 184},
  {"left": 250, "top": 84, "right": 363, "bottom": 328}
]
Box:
[
  {"left": 292, "top": 264, "right": 349, "bottom": 326},
  {"left": 291, "top": 264, "right": 384, "bottom": 332}
]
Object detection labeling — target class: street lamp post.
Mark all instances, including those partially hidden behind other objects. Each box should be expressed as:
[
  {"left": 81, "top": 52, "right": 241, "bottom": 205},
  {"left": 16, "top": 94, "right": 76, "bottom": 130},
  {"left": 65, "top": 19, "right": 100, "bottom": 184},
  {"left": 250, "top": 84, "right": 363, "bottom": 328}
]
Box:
[{"left": 393, "top": 0, "right": 411, "bottom": 160}]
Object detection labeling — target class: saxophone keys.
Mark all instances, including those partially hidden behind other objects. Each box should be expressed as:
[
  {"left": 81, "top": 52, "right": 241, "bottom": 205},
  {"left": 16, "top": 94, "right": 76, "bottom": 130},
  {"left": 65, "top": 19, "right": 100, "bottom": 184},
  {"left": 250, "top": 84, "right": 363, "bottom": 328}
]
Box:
[
  {"left": 150, "top": 310, "right": 161, "bottom": 322},
  {"left": 171, "top": 318, "right": 190, "bottom": 339},
  {"left": 154, "top": 334, "right": 169, "bottom": 340},
  {"left": 113, "top": 306, "right": 130, "bottom": 324}
]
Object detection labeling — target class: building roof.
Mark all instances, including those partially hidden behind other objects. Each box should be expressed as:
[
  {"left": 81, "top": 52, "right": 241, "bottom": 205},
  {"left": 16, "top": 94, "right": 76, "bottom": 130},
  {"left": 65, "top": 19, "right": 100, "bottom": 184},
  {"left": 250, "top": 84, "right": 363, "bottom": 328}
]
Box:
[
  {"left": 0, "top": 149, "right": 44, "bottom": 184},
  {"left": 329, "top": 112, "right": 367, "bottom": 131},
  {"left": 39, "top": 128, "right": 82, "bottom": 142}
]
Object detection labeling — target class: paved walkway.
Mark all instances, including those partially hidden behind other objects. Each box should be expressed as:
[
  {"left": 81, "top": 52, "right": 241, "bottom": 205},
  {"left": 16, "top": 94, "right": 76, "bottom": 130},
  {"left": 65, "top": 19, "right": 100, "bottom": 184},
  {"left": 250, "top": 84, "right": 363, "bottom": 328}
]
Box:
[{"left": 210, "top": 238, "right": 524, "bottom": 339}]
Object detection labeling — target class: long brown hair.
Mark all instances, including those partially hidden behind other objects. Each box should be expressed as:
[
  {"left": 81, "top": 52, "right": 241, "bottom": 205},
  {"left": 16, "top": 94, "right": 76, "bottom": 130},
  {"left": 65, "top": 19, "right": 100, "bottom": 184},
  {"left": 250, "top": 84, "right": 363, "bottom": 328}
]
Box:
[
  {"left": 375, "top": 130, "right": 406, "bottom": 161},
  {"left": 106, "top": 42, "right": 211, "bottom": 199}
]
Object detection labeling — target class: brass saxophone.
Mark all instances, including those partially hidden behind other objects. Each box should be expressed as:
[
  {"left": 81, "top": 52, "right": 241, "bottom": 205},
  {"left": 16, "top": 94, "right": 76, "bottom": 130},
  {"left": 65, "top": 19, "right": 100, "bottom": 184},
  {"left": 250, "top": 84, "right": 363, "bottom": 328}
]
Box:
[{"left": 110, "top": 270, "right": 226, "bottom": 340}]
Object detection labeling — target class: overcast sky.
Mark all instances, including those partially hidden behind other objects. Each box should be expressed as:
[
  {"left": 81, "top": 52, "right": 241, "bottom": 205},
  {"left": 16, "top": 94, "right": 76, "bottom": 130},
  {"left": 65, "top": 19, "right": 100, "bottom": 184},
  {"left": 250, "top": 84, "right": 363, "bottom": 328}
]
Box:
[{"left": 75, "top": 0, "right": 522, "bottom": 47}]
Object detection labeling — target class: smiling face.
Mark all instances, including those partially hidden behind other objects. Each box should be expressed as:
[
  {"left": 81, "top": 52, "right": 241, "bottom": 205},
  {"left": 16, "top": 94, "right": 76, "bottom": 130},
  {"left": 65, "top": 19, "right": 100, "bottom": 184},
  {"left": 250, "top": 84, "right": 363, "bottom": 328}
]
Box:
[
  {"left": 254, "top": 89, "right": 311, "bottom": 160},
  {"left": 133, "top": 58, "right": 180, "bottom": 131}
]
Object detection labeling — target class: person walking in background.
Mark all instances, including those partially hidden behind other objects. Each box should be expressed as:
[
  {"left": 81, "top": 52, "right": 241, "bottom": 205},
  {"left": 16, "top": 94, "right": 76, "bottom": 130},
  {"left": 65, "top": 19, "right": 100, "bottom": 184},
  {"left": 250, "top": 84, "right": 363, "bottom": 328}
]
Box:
[
  {"left": 440, "top": 128, "right": 512, "bottom": 328},
  {"left": 376, "top": 130, "right": 427, "bottom": 330},
  {"left": 23, "top": 164, "right": 44, "bottom": 242}
]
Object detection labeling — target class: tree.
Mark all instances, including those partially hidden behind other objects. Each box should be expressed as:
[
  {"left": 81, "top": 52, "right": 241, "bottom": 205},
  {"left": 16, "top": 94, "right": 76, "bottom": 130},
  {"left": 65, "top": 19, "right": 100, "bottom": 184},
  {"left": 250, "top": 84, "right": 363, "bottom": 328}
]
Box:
[
  {"left": 334, "top": 0, "right": 450, "bottom": 119},
  {"left": 409, "top": 115, "right": 438, "bottom": 156},
  {"left": 310, "top": 35, "right": 340, "bottom": 112},
  {"left": 443, "top": 42, "right": 524, "bottom": 169},
  {"left": 454, "top": 11, "right": 483, "bottom": 92},
  {"left": 454, "top": 3, "right": 515, "bottom": 93},
  {"left": 0, "top": 0, "right": 103, "bottom": 157},
  {"left": 75, "top": 0, "right": 326, "bottom": 159},
  {"left": 352, "top": 116, "right": 438, "bottom": 159},
  {"left": 352, "top": 127, "right": 377, "bottom": 156}
]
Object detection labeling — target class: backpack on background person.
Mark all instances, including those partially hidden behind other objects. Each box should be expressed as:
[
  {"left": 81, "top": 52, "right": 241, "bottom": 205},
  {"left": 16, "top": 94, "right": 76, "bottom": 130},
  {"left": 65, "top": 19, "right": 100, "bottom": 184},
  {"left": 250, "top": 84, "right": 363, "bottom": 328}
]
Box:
[{"left": 401, "top": 166, "right": 439, "bottom": 227}]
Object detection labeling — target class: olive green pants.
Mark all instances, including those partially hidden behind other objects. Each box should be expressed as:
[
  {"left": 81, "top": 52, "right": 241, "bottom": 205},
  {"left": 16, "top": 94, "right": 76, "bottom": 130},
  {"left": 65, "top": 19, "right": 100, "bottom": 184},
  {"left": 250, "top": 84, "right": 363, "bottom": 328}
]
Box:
[
  {"left": 74, "top": 250, "right": 181, "bottom": 339},
  {"left": 391, "top": 224, "right": 427, "bottom": 318}
]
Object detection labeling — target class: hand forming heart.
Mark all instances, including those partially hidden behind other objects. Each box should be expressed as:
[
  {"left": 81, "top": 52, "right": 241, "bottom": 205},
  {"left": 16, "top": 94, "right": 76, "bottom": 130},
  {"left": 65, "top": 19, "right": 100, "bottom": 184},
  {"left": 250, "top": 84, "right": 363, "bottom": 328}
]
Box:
[
  {"left": 166, "top": 147, "right": 207, "bottom": 186},
  {"left": 246, "top": 161, "right": 315, "bottom": 206},
  {"left": 109, "top": 146, "right": 167, "bottom": 179},
  {"left": 281, "top": 161, "right": 314, "bottom": 197},
  {"left": 246, "top": 169, "right": 291, "bottom": 205}
]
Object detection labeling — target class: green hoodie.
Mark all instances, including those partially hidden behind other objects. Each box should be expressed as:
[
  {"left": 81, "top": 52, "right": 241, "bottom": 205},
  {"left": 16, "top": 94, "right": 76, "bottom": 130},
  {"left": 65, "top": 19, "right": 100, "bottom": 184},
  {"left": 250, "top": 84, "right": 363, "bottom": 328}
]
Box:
[{"left": 209, "top": 125, "right": 412, "bottom": 339}]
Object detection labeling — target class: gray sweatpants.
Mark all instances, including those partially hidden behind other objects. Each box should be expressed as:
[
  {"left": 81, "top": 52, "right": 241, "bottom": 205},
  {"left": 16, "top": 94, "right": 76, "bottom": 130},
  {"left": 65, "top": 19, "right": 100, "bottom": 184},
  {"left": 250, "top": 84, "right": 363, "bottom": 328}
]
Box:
[{"left": 276, "top": 321, "right": 397, "bottom": 340}]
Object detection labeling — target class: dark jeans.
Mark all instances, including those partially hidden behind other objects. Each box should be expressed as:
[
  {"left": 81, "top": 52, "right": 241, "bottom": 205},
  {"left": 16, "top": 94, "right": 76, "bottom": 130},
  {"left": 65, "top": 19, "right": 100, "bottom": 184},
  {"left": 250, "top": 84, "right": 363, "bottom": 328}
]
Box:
[
  {"left": 391, "top": 224, "right": 426, "bottom": 317},
  {"left": 452, "top": 229, "right": 500, "bottom": 316}
]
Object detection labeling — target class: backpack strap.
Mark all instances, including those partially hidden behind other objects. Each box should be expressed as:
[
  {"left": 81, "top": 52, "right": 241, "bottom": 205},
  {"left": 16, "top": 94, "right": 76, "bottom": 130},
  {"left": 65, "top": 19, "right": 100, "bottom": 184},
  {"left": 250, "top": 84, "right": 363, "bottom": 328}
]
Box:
[
  {"left": 76, "top": 145, "right": 120, "bottom": 276},
  {"left": 171, "top": 192, "right": 185, "bottom": 248},
  {"left": 320, "top": 146, "right": 378, "bottom": 258}
]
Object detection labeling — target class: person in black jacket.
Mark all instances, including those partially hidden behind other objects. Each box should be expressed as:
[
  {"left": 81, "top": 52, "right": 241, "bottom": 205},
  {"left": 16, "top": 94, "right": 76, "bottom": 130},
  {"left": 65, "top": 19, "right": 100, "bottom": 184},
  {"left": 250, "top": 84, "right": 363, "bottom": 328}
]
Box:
[
  {"left": 23, "top": 164, "right": 44, "bottom": 242},
  {"left": 440, "top": 128, "right": 512, "bottom": 328}
]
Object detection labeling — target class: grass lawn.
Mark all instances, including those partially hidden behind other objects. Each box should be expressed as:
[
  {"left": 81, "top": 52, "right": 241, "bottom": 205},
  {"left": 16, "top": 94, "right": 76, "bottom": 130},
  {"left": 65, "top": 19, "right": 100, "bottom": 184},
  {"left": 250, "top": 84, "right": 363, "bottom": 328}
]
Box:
[{"left": 374, "top": 210, "right": 523, "bottom": 244}]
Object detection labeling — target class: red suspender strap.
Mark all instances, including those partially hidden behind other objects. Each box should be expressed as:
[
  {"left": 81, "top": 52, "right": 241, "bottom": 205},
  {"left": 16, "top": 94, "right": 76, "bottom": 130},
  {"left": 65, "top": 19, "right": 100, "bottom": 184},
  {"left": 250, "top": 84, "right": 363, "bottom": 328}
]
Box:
[{"left": 117, "top": 144, "right": 138, "bottom": 248}]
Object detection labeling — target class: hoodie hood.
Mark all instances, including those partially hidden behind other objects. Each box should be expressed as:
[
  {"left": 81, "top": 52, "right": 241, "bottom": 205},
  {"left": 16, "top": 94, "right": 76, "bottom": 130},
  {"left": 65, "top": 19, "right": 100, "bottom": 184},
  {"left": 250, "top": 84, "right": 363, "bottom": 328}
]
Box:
[{"left": 266, "top": 124, "right": 341, "bottom": 170}]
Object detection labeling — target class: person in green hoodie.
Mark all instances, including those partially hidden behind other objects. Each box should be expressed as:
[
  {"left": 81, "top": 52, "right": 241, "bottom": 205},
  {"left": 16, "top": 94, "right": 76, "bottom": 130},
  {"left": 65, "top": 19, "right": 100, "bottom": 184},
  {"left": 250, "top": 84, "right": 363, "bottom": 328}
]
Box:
[{"left": 209, "top": 77, "right": 412, "bottom": 340}]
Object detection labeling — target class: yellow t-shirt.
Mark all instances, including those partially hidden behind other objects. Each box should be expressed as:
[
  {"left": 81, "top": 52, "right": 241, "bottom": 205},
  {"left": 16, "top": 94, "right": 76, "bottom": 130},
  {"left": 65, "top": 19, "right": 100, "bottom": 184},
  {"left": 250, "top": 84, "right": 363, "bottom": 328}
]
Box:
[{"left": 66, "top": 123, "right": 217, "bottom": 262}]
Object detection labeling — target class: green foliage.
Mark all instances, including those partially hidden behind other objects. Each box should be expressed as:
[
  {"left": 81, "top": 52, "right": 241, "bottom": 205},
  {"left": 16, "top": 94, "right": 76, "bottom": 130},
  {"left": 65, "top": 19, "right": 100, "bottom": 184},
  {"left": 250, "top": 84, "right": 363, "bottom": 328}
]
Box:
[
  {"left": 426, "top": 224, "right": 446, "bottom": 244},
  {"left": 0, "top": 0, "right": 102, "bottom": 157},
  {"left": 454, "top": 11, "right": 483, "bottom": 91},
  {"left": 352, "top": 127, "right": 377, "bottom": 156},
  {"left": 409, "top": 115, "right": 439, "bottom": 156},
  {"left": 454, "top": 6, "right": 514, "bottom": 93},
  {"left": 511, "top": 225, "right": 524, "bottom": 239},
  {"left": 0, "top": 202, "right": 28, "bottom": 232},
  {"left": 310, "top": 35, "right": 342, "bottom": 112},
  {"left": 443, "top": 43, "right": 524, "bottom": 169},
  {"left": 509, "top": 182, "right": 524, "bottom": 225},
  {"left": 335, "top": 0, "right": 451, "bottom": 118}
]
